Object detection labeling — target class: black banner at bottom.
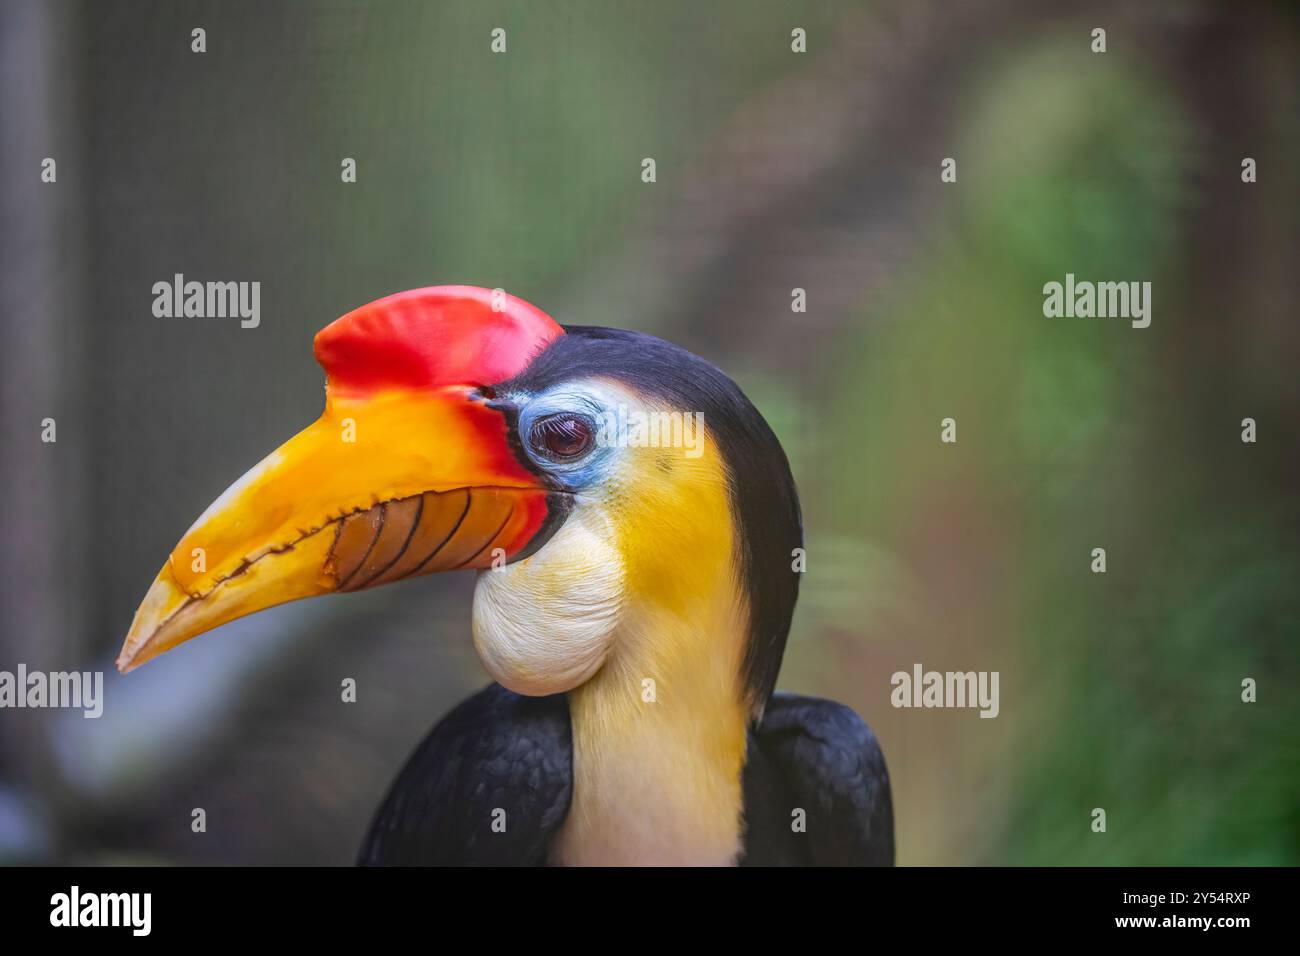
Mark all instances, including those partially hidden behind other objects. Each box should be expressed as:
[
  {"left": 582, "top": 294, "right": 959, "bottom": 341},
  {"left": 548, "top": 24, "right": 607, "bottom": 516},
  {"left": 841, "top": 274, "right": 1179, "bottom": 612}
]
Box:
[{"left": 1, "top": 866, "right": 1279, "bottom": 941}]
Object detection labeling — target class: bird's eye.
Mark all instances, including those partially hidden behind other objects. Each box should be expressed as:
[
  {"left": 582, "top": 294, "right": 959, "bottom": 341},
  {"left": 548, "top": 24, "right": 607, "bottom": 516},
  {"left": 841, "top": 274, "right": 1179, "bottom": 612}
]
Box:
[{"left": 528, "top": 413, "right": 596, "bottom": 462}]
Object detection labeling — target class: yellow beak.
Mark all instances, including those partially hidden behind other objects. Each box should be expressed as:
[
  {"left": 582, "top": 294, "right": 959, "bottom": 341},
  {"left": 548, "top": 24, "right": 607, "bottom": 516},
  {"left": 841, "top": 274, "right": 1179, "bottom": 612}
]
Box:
[{"left": 116, "top": 385, "right": 555, "bottom": 672}]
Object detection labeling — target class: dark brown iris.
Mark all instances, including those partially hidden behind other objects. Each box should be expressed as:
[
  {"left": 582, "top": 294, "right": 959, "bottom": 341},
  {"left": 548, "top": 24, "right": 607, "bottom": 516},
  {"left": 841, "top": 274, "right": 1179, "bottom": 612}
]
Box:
[{"left": 529, "top": 413, "right": 595, "bottom": 462}]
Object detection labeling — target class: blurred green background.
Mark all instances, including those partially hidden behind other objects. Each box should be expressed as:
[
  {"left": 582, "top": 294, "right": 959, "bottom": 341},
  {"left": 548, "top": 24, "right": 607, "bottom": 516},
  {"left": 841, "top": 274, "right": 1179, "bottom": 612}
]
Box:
[{"left": 0, "top": 0, "right": 1295, "bottom": 865}]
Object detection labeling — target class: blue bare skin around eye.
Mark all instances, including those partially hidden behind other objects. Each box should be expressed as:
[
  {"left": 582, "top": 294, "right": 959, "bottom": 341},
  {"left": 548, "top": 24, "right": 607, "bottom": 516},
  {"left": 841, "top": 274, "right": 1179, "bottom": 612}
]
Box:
[{"left": 512, "top": 389, "right": 615, "bottom": 492}]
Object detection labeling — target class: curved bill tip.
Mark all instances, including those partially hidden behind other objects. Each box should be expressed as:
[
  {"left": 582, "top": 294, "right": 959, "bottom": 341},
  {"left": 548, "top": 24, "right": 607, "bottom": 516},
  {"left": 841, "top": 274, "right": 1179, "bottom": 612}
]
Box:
[
  {"left": 116, "top": 563, "right": 192, "bottom": 674},
  {"left": 116, "top": 523, "right": 339, "bottom": 674}
]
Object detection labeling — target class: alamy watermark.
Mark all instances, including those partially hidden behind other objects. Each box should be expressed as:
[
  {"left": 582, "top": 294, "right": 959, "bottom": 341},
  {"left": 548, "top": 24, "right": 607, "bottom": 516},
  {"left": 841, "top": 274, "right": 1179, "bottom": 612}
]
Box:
[
  {"left": 50, "top": 886, "right": 150, "bottom": 936},
  {"left": 1043, "top": 273, "right": 1151, "bottom": 329},
  {"left": 594, "top": 405, "right": 705, "bottom": 459},
  {"left": 152, "top": 273, "right": 260, "bottom": 328},
  {"left": 0, "top": 664, "right": 103, "bottom": 718},
  {"left": 891, "top": 663, "right": 999, "bottom": 718}
]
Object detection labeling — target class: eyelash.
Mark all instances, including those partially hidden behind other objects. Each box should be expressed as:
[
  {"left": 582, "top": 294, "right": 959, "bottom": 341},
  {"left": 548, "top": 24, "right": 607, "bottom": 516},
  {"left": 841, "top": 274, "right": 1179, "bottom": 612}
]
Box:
[{"left": 528, "top": 414, "right": 596, "bottom": 462}]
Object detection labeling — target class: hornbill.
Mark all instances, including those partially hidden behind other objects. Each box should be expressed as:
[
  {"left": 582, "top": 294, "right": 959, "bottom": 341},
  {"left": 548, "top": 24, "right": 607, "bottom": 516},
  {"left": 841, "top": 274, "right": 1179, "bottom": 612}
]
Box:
[{"left": 118, "top": 286, "right": 894, "bottom": 866}]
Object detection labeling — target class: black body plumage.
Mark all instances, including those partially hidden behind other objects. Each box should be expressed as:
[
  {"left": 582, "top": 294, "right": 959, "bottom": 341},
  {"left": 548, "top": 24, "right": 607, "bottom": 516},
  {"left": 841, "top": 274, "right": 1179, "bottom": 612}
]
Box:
[{"left": 359, "top": 684, "right": 893, "bottom": 866}]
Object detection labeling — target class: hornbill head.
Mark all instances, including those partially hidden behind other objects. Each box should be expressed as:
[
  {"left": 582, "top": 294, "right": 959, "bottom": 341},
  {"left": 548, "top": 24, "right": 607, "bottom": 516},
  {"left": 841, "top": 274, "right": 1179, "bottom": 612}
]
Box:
[{"left": 118, "top": 286, "right": 801, "bottom": 720}]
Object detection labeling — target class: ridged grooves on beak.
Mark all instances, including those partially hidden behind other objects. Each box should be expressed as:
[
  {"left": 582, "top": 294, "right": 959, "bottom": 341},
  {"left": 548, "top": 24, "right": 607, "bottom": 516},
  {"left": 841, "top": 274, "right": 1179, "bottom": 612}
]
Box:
[
  {"left": 330, "top": 487, "right": 522, "bottom": 591},
  {"left": 116, "top": 486, "right": 553, "bottom": 673}
]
